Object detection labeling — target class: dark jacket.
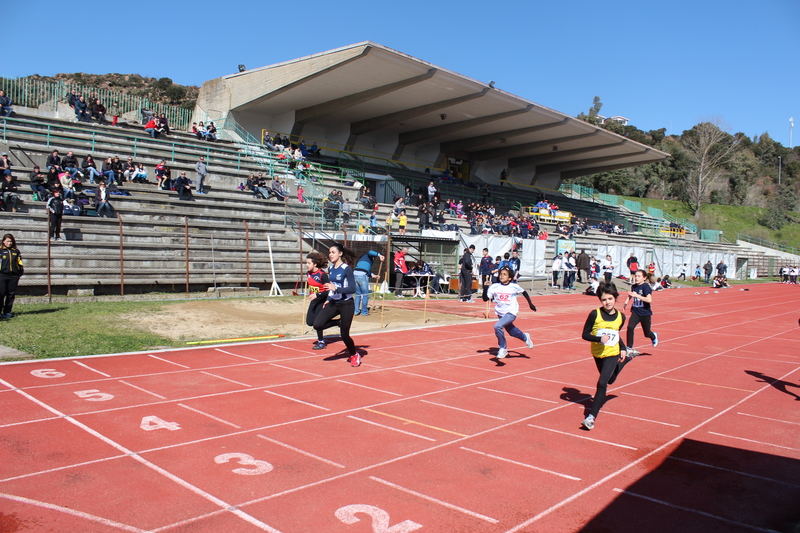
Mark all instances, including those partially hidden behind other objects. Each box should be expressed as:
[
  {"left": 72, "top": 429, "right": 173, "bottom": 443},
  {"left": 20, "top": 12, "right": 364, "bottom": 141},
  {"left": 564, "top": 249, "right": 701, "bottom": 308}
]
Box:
[
  {"left": 0, "top": 247, "right": 23, "bottom": 276},
  {"left": 46, "top": 195, "right": 64, "bottom": 215},
  {"left": 576, "top": 252, "right": 591, "bottom": 270},
  {"left": 63, "top": 154, "right": 79, "bottom": 168},
  {"left": 46, "top": 154, "right": 62, "bottom": 168}
]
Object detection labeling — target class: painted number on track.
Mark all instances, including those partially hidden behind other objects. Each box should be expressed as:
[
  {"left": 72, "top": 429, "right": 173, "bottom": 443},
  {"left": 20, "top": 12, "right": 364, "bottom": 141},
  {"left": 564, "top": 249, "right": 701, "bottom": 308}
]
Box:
[
  {"left": 140, "top": 416, "right": 181, "bottom": 432},
  {"left": 74, "top": 389, "right": 114, "bottom": 402},
  {"left": 335, "top": 505, "right": 422, "bottom": 532},
  {"left": 31, "top": 369, "right": 65, "bottom": 379},
  {"left": 214, "top": 453, "right": 273, "bottom": 475}
]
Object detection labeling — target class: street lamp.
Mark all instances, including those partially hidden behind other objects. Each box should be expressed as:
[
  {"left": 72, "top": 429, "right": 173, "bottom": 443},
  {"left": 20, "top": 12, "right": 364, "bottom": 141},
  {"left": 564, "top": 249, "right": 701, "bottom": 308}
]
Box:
[
  {"left": 791, "top": 117, "right": 794, "bottom": 149},
  {"left": 778, "top": 156, "right": 782, "bottom": 186}
]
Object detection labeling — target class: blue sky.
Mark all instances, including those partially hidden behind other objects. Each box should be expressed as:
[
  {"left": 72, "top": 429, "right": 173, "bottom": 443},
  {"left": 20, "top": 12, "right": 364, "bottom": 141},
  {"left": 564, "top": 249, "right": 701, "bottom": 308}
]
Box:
[{"left": 7, "top": 0, "right": 799, "bottom": 144}]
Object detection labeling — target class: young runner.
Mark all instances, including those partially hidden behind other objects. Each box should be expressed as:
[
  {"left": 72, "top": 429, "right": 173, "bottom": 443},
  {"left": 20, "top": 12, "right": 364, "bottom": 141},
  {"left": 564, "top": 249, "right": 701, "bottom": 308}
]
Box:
[
  {"left": 313, "top": 243, "right": 360, "bottom": 366},
  {"left": 305, "top": 252, "right": 338, "bottom": 350},
  {"left": 483, "top": 266, "right": 536, "bottom": 359},
  {"left": 623, "top": 269, "right": 658, "bottom": 356},
  {"left": 398, "top": 210, "right": 407, "bottom": 235},
  {"left": 581, "top": 281, "right": 633, "bottom": 430}
]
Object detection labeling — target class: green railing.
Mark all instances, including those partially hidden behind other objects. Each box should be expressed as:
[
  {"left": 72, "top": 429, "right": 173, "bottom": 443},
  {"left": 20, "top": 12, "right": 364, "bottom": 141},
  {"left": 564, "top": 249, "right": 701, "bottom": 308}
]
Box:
[
  {"left": 738, "top": 233, "right": 800, "bottom": 255},
  {"left": 0, "top": 76, "right": 193, "bottom": 131}
]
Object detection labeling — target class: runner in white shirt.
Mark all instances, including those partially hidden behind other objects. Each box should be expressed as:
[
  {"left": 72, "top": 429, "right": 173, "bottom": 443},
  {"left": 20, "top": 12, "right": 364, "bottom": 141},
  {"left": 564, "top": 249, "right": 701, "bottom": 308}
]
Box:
[{"left": 484, "top": 266, "right": 537, "bottom": 359}]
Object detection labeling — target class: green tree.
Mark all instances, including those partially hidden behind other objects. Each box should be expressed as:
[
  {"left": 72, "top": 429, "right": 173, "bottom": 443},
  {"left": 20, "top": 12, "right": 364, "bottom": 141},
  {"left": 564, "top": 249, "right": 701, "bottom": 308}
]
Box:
[
  {"left": 577, "top": 96, "right": 603, "bottom": 125},
  {"left": 165, "top": 85, "right": 187, "bottom": 103},
  {"left": 153, "top": 77, "right": 173, "bottom": 92}
]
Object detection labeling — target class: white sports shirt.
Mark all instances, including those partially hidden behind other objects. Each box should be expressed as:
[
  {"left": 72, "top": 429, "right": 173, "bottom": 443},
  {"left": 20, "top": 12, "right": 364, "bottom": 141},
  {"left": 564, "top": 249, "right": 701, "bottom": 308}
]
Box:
[{"left": 487, "top": 282, "right": 525, "bottom": 317}]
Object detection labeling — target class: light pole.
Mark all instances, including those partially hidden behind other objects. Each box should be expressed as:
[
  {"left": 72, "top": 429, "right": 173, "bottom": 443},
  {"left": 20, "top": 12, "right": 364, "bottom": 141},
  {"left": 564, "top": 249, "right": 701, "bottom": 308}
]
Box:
[
  {"left": 778, "top": 156, "right": 782, "bottom": 186},
  {"left": 791, "top": 117, "right": 794, "bottom": 149}
]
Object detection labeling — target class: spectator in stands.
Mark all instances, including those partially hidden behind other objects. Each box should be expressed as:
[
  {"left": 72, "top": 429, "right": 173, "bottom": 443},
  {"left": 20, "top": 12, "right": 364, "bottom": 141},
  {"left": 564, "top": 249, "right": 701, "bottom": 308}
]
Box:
[
  {"left": 297, "top": 184, "right": 305, "bottom": 203},
  {"left": 67, "top": 89, "right": 79, "bottom": 109},
  {"left": 109, "top": 156, "right": 124, "bottom": 185},
  {"left": 144, "top": 116, "right": 163, "bottom": 138},
  {"left": 46, "top": 150, "right": 62, "bottom": 171},
  {"left": 95, "top": 181, "right": 113, "bottom": 218},
  {"left": 46, "top": 166, "right": 60, "bottom": 188},
  {"left": 109, "top": 101, "right": 121, "bottom": 126},
  {"left": 254, "top": 175, "right": 271, "bottom": 199},
  {"left": 122, "top": 157, "right": 136, "bottom": 183},
  {"left": 268, "top": 176, "right": 286, "bottom": 201},
  {"left": 193, "top": 122, "right": 205, "bottom": 139},
  {"left": 29, "top": 166, "right": 48, "bottom": 200},
  {"left": 0, "top": 91, "right": 12, "bottom": 117},
  {"left": 47, "top": 189, "right": 64, "bottom": 241},
  {"left": 427, "top": 181, "right": 437, "bottom": 203},
  {"left": 308, "top": 142, "right": 320, "bottom": 156},
  {"left": 1, "top": 175, "right": 20, "bottom": 212},
  {"left": 81, "top": 155, "right": 102, "bottom": 184},
  {"left": 195, "top": 156, "right": 208, "bottom": 194},
  {"left": 75, "top": 96, "right": 90, "bottom": 122},
  {"left": 62, "top": 151, "right": 83, "bottom": 181},
  {"left": 159, "top": 113, "right": 170, "bottom": 136},
  {"left": 91, "top": 99, "right": 108, "bottom": 124},
  {"left": 132, "top": 163, "right": 147, "bottom": 184},
  {"left": 175, "top": 171, "right": 192, "bottom": 201},
  {"left": 262, "top": 132, "right": 276, "bottom": 150},
  {"left": 155, "top": 160, "right": 168, "bottom": 189},
  {"left": 0, "top": 153, "right": 12, "bottom": 177},
  {"left": 101, "top": 157, "right": 116, "bottom": 185},
  {"left": 59, "top": 170, "right": 76, "bottom": 200},
  {"left": 205, "top": 122, "right": 218, "bottom": 142}
]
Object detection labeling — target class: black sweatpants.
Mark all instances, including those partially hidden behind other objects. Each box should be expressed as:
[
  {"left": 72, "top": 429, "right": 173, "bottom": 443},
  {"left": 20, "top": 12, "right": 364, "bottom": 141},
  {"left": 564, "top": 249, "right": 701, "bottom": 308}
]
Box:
[
  {"left": 49, "top": 213, "right": 62, "bottom": 239},
  {"left": 306, "top": 291, "right": 338, "bottom": 341},
  {"left": 0, "top": 275, "right": 20, "bottom": 315},
  {"left": 591, "top": 355, "right": 628, "bottom": 418},
  {"left": 313, "top": 298, "right": 356, "bottom": 355},
  {"left": 459, "top": 270, "right": 472, "bottom": 300},
  {"left": 626, "top": 312, "right": 654, "bottom": 347}
]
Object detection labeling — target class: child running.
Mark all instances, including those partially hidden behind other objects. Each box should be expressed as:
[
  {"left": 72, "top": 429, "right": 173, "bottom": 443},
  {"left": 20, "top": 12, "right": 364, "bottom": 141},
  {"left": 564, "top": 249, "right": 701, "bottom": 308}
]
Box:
[
  {"left": 313, "top": 243, "right": 361, "bottom": 366},
  {"left": 483, "top": 266, "right": 536, "bottom": 359},
  {"left": 305, "top": 252, "right": 338, "bottom": 350},
  {"left": 581, "top": 281, "right": 635, "bottom": 430},
  {"left": 622, "top": 269, "right": 658, "bottom": 356}
]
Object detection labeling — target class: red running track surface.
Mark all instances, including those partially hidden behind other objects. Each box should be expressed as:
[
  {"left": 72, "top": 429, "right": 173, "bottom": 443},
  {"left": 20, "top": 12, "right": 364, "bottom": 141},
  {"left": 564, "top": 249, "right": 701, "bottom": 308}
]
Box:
[{"left": 0, "top": 283, "right": 799, "bottom": 532}]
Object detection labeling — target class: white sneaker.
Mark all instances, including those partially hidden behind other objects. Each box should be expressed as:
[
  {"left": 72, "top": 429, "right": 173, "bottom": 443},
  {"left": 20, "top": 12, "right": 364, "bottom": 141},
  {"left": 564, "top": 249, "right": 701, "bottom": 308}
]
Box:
[
  {"left": 524, "top": 333, "right": 534, "bottom": 349},
  {"left": 652, "top": 332, "right": 659, "bottom": 347},
  {"left": 582, "top": 414, "right": 595, "bottom": 430},
  {"left": 496, "top": 348, "right": 508, "bottom": 359}
]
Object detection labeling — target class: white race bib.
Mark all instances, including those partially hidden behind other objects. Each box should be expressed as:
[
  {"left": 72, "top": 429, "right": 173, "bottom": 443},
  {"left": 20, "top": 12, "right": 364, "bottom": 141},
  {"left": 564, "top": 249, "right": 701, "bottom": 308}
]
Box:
[{"left": 597, "top": 328, "right": 619, "bottom": 346}]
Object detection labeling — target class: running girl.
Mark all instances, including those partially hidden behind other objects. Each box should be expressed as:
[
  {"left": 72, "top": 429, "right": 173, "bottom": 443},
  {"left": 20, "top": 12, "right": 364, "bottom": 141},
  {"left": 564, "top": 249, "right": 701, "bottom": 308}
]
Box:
[
  {"left": 305, "top": 252, "right": 338, "bottom": 350},
  {"left": 581, "top": 281, "right": 633, "bottom": 430},
  {"left": 622, "top": 269, "right": 658, "bottom": 356},
  {"left": 483, "top": 266, "right": 536, "bottom": 359},
  {"left": 313, "top": 243, "right": 361, "bottom": 366}
]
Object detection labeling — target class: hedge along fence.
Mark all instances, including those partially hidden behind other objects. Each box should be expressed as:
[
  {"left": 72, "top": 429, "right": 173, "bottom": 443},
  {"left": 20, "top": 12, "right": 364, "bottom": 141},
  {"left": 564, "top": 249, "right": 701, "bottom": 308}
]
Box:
[{"left": 0, "top": 77, "right": 193, "bottom": 131}]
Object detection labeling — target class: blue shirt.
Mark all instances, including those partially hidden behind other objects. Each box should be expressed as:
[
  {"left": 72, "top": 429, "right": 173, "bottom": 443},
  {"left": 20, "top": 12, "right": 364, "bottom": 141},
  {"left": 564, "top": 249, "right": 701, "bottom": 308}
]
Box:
[
  {"left": 327, "top": 263, "right": 356, "bottom": 301},
  {"left": 629, "top": 282, "right": 653, "bottom": 316}
]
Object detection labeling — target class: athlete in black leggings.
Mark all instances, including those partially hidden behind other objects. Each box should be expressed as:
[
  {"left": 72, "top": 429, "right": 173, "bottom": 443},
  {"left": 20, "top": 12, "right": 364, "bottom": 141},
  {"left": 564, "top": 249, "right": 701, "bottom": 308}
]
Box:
[
  {"left": 313, "top": 243, "right": 360, "bottom": 366},
  {"left": 623, "top": 270, "right": 658, "bottom": 356}
]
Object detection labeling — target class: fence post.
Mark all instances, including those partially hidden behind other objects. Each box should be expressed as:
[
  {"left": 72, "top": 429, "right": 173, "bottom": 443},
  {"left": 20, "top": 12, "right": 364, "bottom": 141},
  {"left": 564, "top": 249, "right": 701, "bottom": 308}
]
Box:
[
  {"left": 184, "top": 216, "right": 190, "bottom": 296},
  {"left": 46, "top": 218, "right": 52, "bottom": 304},
  {"left": 244, "top": 221, "right": 250, "bottom": 291},
  {"left": 118, "top": 214, "right": 125, "bottom": 296}
]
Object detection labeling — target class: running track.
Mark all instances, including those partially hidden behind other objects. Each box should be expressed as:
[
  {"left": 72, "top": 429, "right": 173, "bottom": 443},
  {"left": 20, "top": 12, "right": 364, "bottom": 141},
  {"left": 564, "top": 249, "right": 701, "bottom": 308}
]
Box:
[{"left": 1, "top": 284, "right": 798, "bottom": 532}]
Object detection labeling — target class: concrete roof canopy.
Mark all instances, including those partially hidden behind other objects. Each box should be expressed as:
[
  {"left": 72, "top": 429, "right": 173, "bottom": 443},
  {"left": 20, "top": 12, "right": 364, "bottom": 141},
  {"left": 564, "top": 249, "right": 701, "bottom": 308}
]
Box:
[{"left": 195, "top": 42, "right": 669, "bottom": 190}]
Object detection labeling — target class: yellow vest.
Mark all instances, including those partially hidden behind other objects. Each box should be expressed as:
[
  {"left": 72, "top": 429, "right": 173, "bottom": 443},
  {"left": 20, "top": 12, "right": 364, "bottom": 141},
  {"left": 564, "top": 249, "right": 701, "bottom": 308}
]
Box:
[{"left": 591, "top": 307, "right": 623, "bottom": 359}]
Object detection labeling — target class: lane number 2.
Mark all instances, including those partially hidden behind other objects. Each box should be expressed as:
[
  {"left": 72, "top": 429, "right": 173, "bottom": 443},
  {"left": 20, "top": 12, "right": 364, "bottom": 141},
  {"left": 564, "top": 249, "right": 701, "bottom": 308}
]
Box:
[
  {"left": 140, "top": 415, "right": 181, "bottom": 432},
  {"left": 214, "top": 453, "right": 273, "bottom": 476},
  {"left": 74, "top": 389, "right": 114, "bottom": 402},
  {"left": 336, "top": 505, "right": 422, "bottom": 532},
  {"left": 31, "top": 369, "right": 65, "bottom": 378}
]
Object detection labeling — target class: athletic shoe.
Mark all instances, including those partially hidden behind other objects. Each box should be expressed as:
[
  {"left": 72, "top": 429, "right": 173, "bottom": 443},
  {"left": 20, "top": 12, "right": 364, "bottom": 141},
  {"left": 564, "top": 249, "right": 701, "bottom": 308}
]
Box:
[
  {"left": 652, "top": 332, "right": 659, "bottom": 347},
  {"left": 354, "top": 312, "right": 361, "bottom": 316},
  {"left": 312, "top": 340, "right": 327, "bottom": 350},
  {"left": 349, "top": 353, "right": 361, "bottom": 367},
  {"left": 395, "top": 294, "right": 404, "bottom": 298},
  {"left": 524, "top": 333, "right": 534, "bottom": 349},
  {"left": 625, "top": 349, "right": 639, "bottom": 363},
  {"left": 582, "top": 414, "right": 595, "bottom": 430},
  {"left": 496, "top": 347, "right": 508, "bottom": 359}
]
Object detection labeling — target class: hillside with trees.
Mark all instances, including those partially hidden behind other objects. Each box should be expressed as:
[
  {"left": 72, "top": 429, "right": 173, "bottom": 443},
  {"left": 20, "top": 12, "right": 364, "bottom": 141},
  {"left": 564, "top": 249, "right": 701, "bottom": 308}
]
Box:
[{"left": 571, "top": 97, "right": 800, "bottom": 242}]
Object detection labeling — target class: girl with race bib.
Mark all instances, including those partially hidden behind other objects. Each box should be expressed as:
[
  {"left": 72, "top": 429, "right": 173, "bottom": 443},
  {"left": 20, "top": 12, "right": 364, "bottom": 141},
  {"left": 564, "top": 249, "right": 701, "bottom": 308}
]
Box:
[
  {"left": 622, "top": 269, "right": 658, "bottom": 356},
  {"left": 483, "top": 266, "right": 536, "bottom": 359},
  {"left": 580, "top": 281, "right": 635, "bottom": 430}
]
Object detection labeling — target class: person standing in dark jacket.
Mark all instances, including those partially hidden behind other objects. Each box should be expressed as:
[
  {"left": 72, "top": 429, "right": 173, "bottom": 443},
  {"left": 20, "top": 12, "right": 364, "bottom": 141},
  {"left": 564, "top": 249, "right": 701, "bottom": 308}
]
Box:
[
  {"left": 46, "top": 189, "right": 64, "bottom": 241},
  {"left": 0, "top": 234, "right": 24, "bottom": 318},
  {"left": 459, "top": 244, "right": 475, "bottom": 302},
  {"left": 576, "top": 249, "right": 591, "bottom": 283}
]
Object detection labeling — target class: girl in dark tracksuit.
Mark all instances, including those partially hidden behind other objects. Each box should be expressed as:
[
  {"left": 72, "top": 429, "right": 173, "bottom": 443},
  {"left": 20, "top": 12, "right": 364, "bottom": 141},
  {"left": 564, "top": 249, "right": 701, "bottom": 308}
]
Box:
[
  {"left": 581, "top": 282, "right": 635, "bottom": 430},
  {"left": 0, "top": 234, "right": 24, "bottom": 319},
  {"left": 623, "top": 270, "right": 659, "bottom": 356},
  {"left": 306, "top": 252, "right": 339, "bottom": 351},
  {"left": 313, "top": 244, "right": 360, "bottom": 366}
]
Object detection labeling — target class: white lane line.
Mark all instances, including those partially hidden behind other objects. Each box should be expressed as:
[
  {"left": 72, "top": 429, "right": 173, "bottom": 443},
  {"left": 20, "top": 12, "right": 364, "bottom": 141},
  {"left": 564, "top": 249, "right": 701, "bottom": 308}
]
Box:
[
  {"left": 256, "top": 434, "right": 345, "bottom": 468},
  {"left": 72, "top": 360, "right": 111, "bottom": 377},
  {"left": 667, "top": 456, "right": 800, "bottom": 488},
  {"left": 269, "top": 363, "right": 323, "bottom": 378},
  {"left": 264, "top": 390, "right": 330, "bottom": 411},
  {"left": 524, "top": 376, "right": 595, "bottom": 389},
  {"left": 147, "top": 354, "right": 190, "bottom": 369},
  {"left": 622, "top": 392, "right": 713, "bottom": 410},
  {"left": 0, "top": 454, "right": 127, "bottom": 484},
  {"left": 118, "top": 380, "right": 167, "bottom": 399},
  {"left": 347, "top": 416, "right": 436, "bottom": 442},
  {"left": 395, "top": 370, "right": 459, "bottom": 384},
  {"left": 177, "top": 404, "right": 241, "bottom": 429},
  {"left": 601, "top": 411, "right": 680, "bottom": 427},
  {"left": 336, "top": 380, "right": 403, "bottom": 397},
  {"left": 0, "top": 416, "right": 62, "bottom": 428},
  {"left": 527, "top": 424, "right": 637, "bottom": 450},
  {"left": 460, "top": 447, "right": 580, "bottom": 481},
  {"left": 708, "top": 432, "right": 800, "bottom": 452},
  {"left": 446, "top": 362, "right": 508, "bottom": 374},
  {"left": 737, "top": 412, "right": 800, "bottom": 426},
  {"left": 0, "top": 491, "right": 148, "bottom": 532},
  {"left": 420, "top": 400, "right": 505, "bottom": 420},
  {"left": 215, "top": 348, "right": 259, "bottom": 362},
  {"left": 477, "top": 387, "right": 558, "bottom": 403},
  {"left": 612, "top": 488, "right": 781, "bottom": 533},
  {"left": 369, "top": 476, "right": 499, "bottom": 524},
  {"left": 199, "top": 371, "right": 252, "bottom": 388},
  {"left": 150, "top": 509, "right": 228, "bottom": 532}
]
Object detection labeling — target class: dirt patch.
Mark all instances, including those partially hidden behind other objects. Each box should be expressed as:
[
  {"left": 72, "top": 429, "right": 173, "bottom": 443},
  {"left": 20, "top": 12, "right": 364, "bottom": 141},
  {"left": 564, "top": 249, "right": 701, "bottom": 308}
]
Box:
[{"left": 126, "top": 298, "right": 475, "bottom": 342}]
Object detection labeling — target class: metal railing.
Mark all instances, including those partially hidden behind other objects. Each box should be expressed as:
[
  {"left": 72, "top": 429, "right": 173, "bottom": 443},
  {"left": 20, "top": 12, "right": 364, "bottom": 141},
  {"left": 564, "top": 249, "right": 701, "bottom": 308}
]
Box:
[
  {"left": 0, "top": 76, "right": 193, "bottom": 130},
  {"left": 738, "top": 233, "right": 800, "bottom": 256}
]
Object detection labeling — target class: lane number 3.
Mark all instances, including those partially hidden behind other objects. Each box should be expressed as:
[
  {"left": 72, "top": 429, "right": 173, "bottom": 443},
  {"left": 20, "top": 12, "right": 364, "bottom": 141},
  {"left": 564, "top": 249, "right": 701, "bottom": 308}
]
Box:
[
  {"left": 214, "top": 453, "right": 273, "bottom": 475},
  {"left": 336, "top": 505, "right": 422, "bottom": 532}
]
